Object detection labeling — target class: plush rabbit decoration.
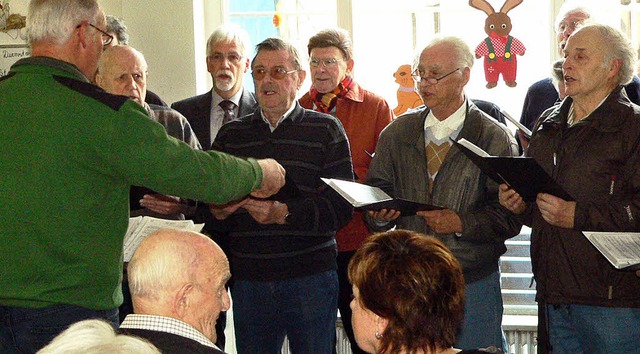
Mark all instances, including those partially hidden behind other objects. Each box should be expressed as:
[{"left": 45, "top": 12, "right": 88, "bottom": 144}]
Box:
[{"left": 470, "top": 0, "right": 526, "bottom": 88}]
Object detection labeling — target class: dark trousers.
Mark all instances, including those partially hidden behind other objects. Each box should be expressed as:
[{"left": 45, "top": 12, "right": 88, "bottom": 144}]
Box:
[
  {"left": 0, "top": 304, "right": 118, "bottom": 353},
  {"left": 337, "top": 250, "right": 367, "bottom": 354}
]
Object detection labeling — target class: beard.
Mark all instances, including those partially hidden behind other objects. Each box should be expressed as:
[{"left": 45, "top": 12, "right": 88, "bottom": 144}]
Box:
[{"left": 214, "top": 70, "right": 236, "bottom": 92}]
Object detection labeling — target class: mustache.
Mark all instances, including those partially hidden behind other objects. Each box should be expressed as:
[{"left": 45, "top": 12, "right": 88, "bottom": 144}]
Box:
[{"left": 215, "top": 69, "right": 234, "bottom": 78}]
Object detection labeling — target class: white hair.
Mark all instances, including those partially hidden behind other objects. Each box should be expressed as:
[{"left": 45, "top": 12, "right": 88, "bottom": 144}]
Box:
[
  {"left": 127, "top": 230, "right": 201, "bottom": 301},
  {"left": 27, "top": 0, "right": 102, "bottom": 45},
  {"left": 206, "top": 23, "right": 252, "bottom": 59},
  {"left": 37, "top": 319, "right": 160, "bottom": 354}
]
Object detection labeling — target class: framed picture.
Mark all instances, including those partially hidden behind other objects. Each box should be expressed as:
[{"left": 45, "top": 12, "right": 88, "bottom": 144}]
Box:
[
  {"left": 0, "top": 0, "right": 28, "bottom": 46},
  {"left": 0, "top": 44, "right": 29, "bottom": 76}
]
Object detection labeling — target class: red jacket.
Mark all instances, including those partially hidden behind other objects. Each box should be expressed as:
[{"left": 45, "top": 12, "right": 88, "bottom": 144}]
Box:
[{"left": 300, "top": 82, "right": 394, "bottom": 251}]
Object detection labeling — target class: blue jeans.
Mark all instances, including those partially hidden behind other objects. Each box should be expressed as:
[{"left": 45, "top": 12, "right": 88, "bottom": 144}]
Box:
[
  {"left": 0, "top": 304, "right": 119, "bottom": 354},
  {"left": 547, "top": 304, "right": 640, "bottom": 353},
  {"left": 232, "top": 270, "right": 338, "bottom": 354},
  {"left": 454, "top": 270, "right": 507, "bottom": 351}
]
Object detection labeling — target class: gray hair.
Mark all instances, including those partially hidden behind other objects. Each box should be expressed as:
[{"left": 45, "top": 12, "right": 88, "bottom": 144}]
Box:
[
  {"left": 307, "top": 28, "right": 353, "bottom": 61},
  {"left": 37, "top": 319, "right": 160, "bottom": 354},
  {"left": 206, "top": 23, "right": 252, "bottom": 59},
  {"left": 414, "top": 36, "right": 474, "bottom": 72},
  {"left": 586, "top": 24, "right": 637, "bottom": 86},
  {"left": 106, "top": 15, "right": 129, "bottom": 45},
  {"left": 27, "top": 0, "right": 102, "bottom": 44},
  {"left": 253, "top": 37, "right": 303, "bottom": 70},
  {"left": 127, "top": 231, "right": 201, "bottom": 301},
  {"left": 554, "top": 1, "right": 592, "bottom": 32}
]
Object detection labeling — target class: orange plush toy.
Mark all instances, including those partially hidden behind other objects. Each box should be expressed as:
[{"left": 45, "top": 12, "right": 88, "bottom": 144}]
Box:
[
  {"left": 470, "top": 0, "right": 526, "bottom": 89},
  {"left": 393, "top": 64, "right": 423, "bottom": 116}
]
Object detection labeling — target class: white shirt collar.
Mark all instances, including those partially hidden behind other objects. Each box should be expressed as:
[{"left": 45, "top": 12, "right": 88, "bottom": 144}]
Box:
[
  {"left": 261, "top": 103, "right": 297, "bottom": 132},
  {"left": 424, "top": 99, "right": 467, "bottom": 140}
]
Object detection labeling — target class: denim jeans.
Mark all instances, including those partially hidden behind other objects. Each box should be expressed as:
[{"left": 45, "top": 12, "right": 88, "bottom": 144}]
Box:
[
  {"left": 0, "top": 304, "right": 119, "bottom": 354},
  {"left": 454, "top": 270, "right": 507, "bottom": 351},
  {"left": 232, "top": 270, "right": 338, "bottom": 354},
  {"left": 547, "top": 304, "right": 640, "bottom": 353}
]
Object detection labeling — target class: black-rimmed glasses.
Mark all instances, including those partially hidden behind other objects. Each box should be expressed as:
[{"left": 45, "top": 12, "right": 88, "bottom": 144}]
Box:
[
  {"left": 251, "top": 67, "right": 298, "bottom": 81},
  {"left": 76, "top": 23, "right": 114, "bottom": 47},
  {"left": 411, "top": 67, "right": 461, "bottom": 85}
]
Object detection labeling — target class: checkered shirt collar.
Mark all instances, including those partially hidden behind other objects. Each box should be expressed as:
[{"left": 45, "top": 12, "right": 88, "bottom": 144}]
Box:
[{"left": 120, "top": 314, "right": 220, "bottom": 350}]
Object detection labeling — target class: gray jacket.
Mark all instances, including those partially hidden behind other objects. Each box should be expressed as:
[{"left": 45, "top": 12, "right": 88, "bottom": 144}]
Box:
[{"left": 365, "top": 101, "right": 521, "bottom": 283}]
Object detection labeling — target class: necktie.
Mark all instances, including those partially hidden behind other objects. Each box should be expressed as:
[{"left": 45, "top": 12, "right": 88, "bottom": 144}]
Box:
[{"left": 219, "top": 100, "right": 236, "bottom": 124}]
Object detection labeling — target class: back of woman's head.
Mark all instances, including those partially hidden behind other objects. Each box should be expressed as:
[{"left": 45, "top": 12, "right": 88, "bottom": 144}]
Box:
[{"left": 348, "top": 230, "right": 465, "bottom": 353}]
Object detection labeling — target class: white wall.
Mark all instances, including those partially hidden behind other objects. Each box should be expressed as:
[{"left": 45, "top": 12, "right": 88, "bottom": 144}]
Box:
[{"left": 100, "top": 0, "right": 224, "bottom": 104}]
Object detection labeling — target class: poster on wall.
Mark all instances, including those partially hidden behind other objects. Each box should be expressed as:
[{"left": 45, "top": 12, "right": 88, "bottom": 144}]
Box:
[{"left": 0, "top": 0, "right": 29, "bottom": 76}]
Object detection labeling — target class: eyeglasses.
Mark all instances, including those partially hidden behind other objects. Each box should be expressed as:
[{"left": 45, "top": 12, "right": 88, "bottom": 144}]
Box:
[
  {"left": 251, "top": 67, "right": 298, "bottom": 81},
  {"left": 309, "top": 58, "right": 342, "bottom": 68},
  {"left": 411, "top": 67, "right": 461, "bottom": 85},
  {"left": 77, "top": 23, "right": 114, "bottom": 47},
  {"left": 208, "top": 52, "right": 243, "bottom": 64}
]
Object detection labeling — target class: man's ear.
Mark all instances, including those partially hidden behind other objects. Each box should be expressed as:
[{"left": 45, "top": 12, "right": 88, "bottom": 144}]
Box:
[
  {"left": 173, "top": 283, "right": 194, "bottom": 317},
  {"left": 608, "top": 58, "right": 622, "bottom": 79},
  {"left": 75, "top": 21, "right": 89, "bottom": 49},
  {"left": 297, "top": 69, "right": 307, "bottom": 90}
]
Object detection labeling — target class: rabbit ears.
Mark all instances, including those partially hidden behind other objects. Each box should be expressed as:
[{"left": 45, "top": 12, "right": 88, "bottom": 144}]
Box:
[{"left": 469, "top": 0, "right": 523, "bottom": 15}]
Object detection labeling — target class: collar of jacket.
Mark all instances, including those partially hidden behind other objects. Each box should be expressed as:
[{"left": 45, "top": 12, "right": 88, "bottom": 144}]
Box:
[{"left": 539, "top": 86, "right": 633, "bottom": 133}]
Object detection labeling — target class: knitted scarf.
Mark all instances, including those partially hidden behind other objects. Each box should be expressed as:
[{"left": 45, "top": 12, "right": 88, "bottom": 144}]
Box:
[{"left": 309, "top": 76, "right": 355, "bottom": 113}]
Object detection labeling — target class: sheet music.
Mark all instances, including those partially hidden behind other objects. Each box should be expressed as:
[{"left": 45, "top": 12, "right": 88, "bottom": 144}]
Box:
[{"left": 583, "top": 231, "right": 640, "bottom": 269}]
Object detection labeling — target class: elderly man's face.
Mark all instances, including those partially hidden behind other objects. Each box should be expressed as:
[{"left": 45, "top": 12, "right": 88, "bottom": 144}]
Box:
[
  {"left": 562, "top": 27, "right": 616, "bottom": 100},
  {"left": 252, "top": 49, "right": 305, "bottom": 121},
  {"left": 415, "top": 44, "right": 466, "bottom": 114},
  {"left": 96, "top": 48, "right": 147, "bottom": 105},
  {"left": 187, "top": 255, "right": 231, "bottom": 343},
  {"left": 556, "top": 10, "right": 590, "bottom": 55},
  {"left": 206, "top": 39, "right": 249, "bottom": 98},
  {"left": 309, "top": 46, "right": 352, "bottom": 94}
]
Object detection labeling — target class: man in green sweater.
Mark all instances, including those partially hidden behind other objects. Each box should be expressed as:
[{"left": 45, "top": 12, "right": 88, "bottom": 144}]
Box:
[{"left": 0, "top": 1, "right": 285, "bottom": 353}]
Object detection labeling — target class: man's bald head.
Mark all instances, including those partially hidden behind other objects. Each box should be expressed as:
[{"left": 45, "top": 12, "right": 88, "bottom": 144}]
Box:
[
  {"left": 95, "top": 45, "right": 148, "bottom": 105},
  {"left": 127, "top": 229, "right": 231, "bottom": 343}
]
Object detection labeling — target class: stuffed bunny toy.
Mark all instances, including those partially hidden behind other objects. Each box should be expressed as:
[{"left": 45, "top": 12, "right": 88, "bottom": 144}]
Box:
[{"left": 470, "top": 0, "right": 526, "bottom": 88}]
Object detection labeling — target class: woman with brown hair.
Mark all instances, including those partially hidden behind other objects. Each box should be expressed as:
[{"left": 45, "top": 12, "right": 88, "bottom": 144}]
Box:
[{"left": 348, "top": 230, "right": 502, "bottom": 354}]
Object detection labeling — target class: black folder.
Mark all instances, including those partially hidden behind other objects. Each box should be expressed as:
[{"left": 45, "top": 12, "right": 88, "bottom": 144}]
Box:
[
  {"left": 452, "top": 138, "right": 573, "bottom": 201},
  {"left": 321, "top": 178, "right": 444, "bottom": 216}
]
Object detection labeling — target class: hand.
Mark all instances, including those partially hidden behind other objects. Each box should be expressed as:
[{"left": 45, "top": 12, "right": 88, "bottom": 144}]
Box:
[
  {"left": 139, "top": 194, "right": 186, "bottom": 215},
  {"left": 516, "top": 130, "right": 530, "bottom": 151},
  {"left": 243, "top": 199, "right": 288, "bottom": 224},
  {"left": 368, "top": 208, "right": 400, "bottom": 222},
  {"left": 536, "top": 193, "right": 575, "bottom": 228},
  {"left": 210, "top": 198, "right": 249, "bottom": 220},
  {"left": 499, "top": 184, "right": 526, "bottom": 214},
  {"left": 417, "top": 209, "right": 462, "bottom": 234},
  {"left": 251, "top": 159, "right": 286, "bottom": 199}
]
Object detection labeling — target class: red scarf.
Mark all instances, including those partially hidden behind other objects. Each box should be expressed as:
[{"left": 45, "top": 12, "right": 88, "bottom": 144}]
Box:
[{"left": 309, "top": 76, "right": 355, "bottom": 113}]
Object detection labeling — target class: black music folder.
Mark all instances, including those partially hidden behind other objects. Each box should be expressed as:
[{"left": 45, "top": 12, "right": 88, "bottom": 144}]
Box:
[
  {"left": 452, "top": 138, "right": 573, "bottom": 201},
  {"left": 321, "top": 178, "right": 444, "bottom": 216}
]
